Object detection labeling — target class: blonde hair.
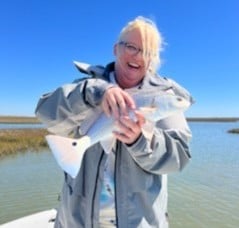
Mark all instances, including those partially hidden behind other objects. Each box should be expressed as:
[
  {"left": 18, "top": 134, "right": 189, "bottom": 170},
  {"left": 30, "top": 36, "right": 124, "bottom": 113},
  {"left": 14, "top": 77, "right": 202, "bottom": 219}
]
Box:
[{"left": 118, "top": 16, "right": 164, "bottom": 74}]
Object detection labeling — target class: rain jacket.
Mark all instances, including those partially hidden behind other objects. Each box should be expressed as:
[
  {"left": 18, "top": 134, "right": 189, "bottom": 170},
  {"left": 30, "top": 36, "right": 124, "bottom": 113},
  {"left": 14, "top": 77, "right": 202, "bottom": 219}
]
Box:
[{"left": 35, "top": 62, "right": 193, "bottom": 228}]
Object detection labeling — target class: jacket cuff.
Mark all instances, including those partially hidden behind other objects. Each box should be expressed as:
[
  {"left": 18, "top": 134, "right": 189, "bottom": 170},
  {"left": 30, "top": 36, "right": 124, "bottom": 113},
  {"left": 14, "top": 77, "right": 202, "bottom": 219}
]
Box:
[{"left": 126, "top": 133, "right": 153, "bottom": 156}]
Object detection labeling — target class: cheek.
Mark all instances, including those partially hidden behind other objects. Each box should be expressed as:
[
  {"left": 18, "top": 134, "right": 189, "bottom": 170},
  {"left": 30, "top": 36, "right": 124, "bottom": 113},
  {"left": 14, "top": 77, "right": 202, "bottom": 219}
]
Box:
[
  {"left": 118, "top": 52, "right": 130, "bottom": 66},
  {"left": 115, "top": 45, "right": 126, "bottom": 58},
  {"left": 115, "top": 49, "right": 125, "bottom": 63}
]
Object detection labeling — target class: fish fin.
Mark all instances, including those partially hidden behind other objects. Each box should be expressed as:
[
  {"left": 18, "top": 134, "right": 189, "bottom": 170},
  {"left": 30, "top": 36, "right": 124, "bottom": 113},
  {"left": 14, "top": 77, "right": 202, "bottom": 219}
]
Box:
[
  {"left": 138, "top": 107, "right": 157, "bottom": 117},
  {"left": 46, "top": 134, "right": 91, "bottom": 178},
  {"left": 100, "top": 137, "right": 116, "bottom": 154},
  {"left": 141, "top": 120, "right": 156, "bottom": 141}
]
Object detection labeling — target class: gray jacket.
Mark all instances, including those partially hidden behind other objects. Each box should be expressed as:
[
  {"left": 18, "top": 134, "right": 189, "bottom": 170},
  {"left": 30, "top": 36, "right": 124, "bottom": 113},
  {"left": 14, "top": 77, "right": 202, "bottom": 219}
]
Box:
[{"left": 35, "top": 62, "right": 193, "bottom": 228}]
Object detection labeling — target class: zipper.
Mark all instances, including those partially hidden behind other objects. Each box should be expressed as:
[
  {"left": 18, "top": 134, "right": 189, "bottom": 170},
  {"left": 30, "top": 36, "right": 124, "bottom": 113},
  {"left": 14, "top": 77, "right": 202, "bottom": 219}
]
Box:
[
  {"left": 91, "top": 149, "right": 105, "bottom": 228},
  {"left": 114, "top": 141, "right": 119, "bottom": 227}
]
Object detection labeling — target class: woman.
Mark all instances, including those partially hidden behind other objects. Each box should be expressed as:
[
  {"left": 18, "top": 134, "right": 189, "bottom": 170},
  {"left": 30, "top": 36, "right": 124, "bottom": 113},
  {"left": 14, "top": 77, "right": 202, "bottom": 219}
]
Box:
[{"left": 35, "top": 16, "right": 193, "bottom": 228}]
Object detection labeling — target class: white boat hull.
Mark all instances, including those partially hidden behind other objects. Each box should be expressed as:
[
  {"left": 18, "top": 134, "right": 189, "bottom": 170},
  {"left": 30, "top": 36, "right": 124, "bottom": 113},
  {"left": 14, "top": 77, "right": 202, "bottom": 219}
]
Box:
[{"left": 0, "top": 209, "right": 56, "bottom": 228}]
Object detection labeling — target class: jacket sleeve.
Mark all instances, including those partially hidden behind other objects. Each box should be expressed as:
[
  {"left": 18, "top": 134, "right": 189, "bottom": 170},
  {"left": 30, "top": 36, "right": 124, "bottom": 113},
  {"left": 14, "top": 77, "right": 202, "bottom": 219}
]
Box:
[
  {"left": 126, "top": 112, "right": 192, "bottom": 174},
  {"left": 35, "top": 77, "right": 114, "bottom": 136}
]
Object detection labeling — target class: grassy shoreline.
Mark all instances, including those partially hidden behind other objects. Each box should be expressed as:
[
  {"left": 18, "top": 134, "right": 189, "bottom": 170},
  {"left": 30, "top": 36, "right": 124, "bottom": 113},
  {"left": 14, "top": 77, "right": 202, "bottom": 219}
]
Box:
[
  {"left": 0, "top": 116, "right": 238, "bottom": 157},
  {"left": 186, "top": 117, "right": 239, "bottom": 122},
  {"left": 0, "top": 128, "right": 49, "bottom": 157},
  {"left": 1, "top": 115, "right": 239, "bottom": 123},
  {"left": 0, "top": 116, "right": 40, "bottom": 124}
]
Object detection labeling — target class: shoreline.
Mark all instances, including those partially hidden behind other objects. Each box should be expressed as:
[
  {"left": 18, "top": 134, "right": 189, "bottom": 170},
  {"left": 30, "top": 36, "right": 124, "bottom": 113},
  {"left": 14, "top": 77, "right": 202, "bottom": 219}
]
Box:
[
  {"left": 0, "top": 116, "right": 40, "bottom": 124},
  {"left": 187, "top": 117, "right": 239, "bottom": 122},
  {"left": 1, "top": 115, "right": 239, "bottom": 123},
  {"left": 0, "top": 128, "right": 48, "bottom": 157},
  {"left": 0, "top": 116, "right": 238, "bottom": 157}
]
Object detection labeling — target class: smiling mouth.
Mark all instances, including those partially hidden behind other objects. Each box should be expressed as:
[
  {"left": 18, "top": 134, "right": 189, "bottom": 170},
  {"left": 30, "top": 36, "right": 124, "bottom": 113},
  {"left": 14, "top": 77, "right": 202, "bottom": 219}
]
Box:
[{"left": 128, "top": 62, "right": 140, "bottom": 69}]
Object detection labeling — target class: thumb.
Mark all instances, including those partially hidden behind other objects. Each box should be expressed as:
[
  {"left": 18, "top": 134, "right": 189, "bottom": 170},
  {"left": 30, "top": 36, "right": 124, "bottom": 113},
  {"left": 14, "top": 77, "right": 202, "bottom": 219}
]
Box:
[{"left": 134, "top": 110, "right": 145, "bottom": 127}]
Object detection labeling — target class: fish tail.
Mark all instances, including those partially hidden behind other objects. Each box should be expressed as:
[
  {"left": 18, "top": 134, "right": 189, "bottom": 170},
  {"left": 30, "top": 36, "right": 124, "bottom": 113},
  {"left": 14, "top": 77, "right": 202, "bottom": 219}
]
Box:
[{"left": 46, "top": 135, "right": 91, "bottom": 178}]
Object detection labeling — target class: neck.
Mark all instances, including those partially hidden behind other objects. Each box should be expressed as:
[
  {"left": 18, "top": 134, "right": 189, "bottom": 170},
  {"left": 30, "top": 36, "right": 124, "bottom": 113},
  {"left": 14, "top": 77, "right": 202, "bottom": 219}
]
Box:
[{"left": 115, "top": 73, "right": 141, "bottom": 89}]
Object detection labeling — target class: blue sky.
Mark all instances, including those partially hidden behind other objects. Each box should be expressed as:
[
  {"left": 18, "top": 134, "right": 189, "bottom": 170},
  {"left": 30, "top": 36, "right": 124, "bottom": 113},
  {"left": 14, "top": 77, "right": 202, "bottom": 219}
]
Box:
[{"left": 0, "top": 0, "right": 238, "bottom": 117}]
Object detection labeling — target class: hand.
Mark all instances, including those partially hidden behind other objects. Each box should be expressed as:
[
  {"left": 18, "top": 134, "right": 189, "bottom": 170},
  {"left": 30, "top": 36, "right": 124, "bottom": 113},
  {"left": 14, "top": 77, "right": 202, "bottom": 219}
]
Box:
[
  {"left": 113, "top": 110, "right": 145, "bottom": 145},
  {"left": 101, "top": 87, "right": 136, "bottom": 119}
]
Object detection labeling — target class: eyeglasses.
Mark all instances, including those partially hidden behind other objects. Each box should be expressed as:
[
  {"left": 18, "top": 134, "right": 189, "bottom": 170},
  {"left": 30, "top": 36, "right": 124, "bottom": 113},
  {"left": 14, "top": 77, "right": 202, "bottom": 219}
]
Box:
[
  {"left": 118, "top": 41, "right": 143, "bottom": 56},
  {"left": 119, "top": 41, "right": 154, "bottom": 57}
]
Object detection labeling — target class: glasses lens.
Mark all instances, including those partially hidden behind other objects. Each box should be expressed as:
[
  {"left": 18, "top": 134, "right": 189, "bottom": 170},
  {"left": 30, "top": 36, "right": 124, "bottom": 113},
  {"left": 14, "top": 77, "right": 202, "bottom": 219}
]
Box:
[
  {"left": 119, "top": 41, "right": 154, "bottom": 58},
  {"left": 119, "top": 41, "right": 141, "bottom": 56},
  {"left": 125, "top": 43, "right": 139, "bottom": 55}
]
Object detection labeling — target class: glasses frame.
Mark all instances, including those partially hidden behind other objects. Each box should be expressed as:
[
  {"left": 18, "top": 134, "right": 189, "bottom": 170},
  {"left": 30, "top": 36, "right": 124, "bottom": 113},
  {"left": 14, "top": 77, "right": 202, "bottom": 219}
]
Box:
[{"left": 118, "top": 41, "right": 143, "bottom": 56}]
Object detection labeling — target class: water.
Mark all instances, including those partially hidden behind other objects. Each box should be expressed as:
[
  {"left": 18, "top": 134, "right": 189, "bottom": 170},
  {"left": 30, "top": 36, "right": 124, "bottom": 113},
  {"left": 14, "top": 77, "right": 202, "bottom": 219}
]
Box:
[
  {"left": 0, "top": 122, "right": 238, "bottom": 227},
  {"left": 0, "top": 150, "right": 63, "bottom": 225},
  {"left": 168, "top": 122, "right": 239, "bottom": 228},
  {"left": 0, "top": 123, "right": 43, "bottom": 129}
]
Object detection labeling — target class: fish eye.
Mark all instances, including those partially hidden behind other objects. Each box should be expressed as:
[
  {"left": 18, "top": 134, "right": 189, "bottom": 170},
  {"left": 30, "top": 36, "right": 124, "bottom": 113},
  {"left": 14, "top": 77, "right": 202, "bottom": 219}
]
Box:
[{"left": 72, "top": 142, "right": 77, "bottom": 146}]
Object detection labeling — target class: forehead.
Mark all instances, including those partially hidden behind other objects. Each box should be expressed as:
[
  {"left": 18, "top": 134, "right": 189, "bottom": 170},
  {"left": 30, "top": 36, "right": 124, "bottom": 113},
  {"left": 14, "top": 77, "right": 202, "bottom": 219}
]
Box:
[
  {"left": 122, "top": 29, "right": 143, "bottom": 45},
  {"left": 120, "top": 25, "right": 158, "bottom": 49}
]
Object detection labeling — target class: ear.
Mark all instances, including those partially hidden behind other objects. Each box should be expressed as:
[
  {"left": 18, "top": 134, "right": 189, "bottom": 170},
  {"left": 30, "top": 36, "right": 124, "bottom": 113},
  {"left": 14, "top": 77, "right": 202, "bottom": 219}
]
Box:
[{"left": 113, "top": 43, "right": 118, "bottom": 56}]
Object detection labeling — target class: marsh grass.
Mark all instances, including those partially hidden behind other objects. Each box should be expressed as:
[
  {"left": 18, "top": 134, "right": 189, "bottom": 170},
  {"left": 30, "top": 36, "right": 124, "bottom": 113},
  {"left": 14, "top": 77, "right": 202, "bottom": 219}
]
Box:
[
  {"left": 1, "top": 116, "right": 238, "bottom": 157},
  {"left": 0, "top": 128, "right": 49, "bottom": 156},
  {"left": 0, "top": 116, "right": 40, "bottom": 124}
]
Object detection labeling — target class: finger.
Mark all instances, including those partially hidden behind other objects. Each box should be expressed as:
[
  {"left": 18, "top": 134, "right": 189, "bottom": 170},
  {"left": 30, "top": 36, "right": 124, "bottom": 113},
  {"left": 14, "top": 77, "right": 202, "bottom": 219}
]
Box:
[
  {"left": 134, "top": 111, "right": 146, "bottom": 127},
  {"left": 119, "top": 115, "right": 144, "bottom": 145},
  {"left": 111, "top": 90, "right": 130, "bottom": 117},
  {"left": 109, "top": 99, "right": 120, "bottom": 119},
  {"left": 122, "top": 91, "right": 136, "bottom": 110},
  {"left": 118, "top": 117, "right": 140, "bottom": 142},
  {"left": 105, "top": 92, "right": 120, "bottom": 119},
  {"left": 113, "top": 121, "right": 139, "bottom": 145},
  {"left": 101, "top": 99, "right": 111, "bottom": 117},
  {"left": 115, "top": 119, "right": 131, "bottom": 134},
  {"left": 113, "top": 131, "right": 128, "bottom": 143},
  {"left": 113, "top": 122, "right": 133, "bottom": 144},
  {"left": 119, "top": 116, "right": 136, "bottom": 131},
  {"left": 101, "top": 87, "right": 117, "bottom": 118},
  {"left": 116, "top": 97, "right": 128, "bottom": 116}
]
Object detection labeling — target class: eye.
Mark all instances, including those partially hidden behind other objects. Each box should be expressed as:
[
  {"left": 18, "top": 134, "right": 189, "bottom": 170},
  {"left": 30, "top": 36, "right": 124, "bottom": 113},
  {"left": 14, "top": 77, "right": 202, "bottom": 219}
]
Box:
[
  {"left": 72, "top": 141, "right": 77, "bottom": 146},
  {"left": 126, "top": 43, "right": 138, "bottom": 52},
  {"left": 177, "top": 97, "right": 183, "bottom": 102}
]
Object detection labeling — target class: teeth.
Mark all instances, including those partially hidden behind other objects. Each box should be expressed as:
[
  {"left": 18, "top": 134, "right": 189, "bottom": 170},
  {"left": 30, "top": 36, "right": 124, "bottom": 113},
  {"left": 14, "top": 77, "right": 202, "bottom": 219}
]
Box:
[{"left": 128, "top": 62, "right": 139, "bottom": 68}]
